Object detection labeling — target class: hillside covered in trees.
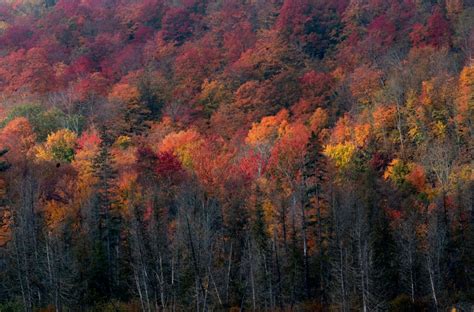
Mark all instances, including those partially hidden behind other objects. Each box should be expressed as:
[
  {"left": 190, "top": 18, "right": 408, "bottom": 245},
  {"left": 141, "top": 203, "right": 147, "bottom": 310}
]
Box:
[{"left": 0, "top": 0, "right": 472, "bottom": 310}]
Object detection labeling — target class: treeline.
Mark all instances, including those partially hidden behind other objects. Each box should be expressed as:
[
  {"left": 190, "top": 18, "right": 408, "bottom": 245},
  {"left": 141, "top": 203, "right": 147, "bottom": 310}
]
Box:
[{"left": 0, "top": 0, "right": 472, "bottom": 311}]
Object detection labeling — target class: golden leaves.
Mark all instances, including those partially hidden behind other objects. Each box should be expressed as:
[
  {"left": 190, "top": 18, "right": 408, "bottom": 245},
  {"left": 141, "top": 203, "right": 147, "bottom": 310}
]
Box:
[
  {"left": 384, "top": 159, "right": 427, "bottom": 191},
  {"left": 324, "top": 142, "right": 356, "bottom": 169},
  {"left": 159, "top": 129, "right": 203, "bottom": 169},
  {"left": 246, "top": 109, "right": 289, "bottom": 147},
  {"left": 35, "top": 129, "right": 77, "bottom": 163},
  {"left": 108, "top": 83, "right": 140, "bottom": 102}
]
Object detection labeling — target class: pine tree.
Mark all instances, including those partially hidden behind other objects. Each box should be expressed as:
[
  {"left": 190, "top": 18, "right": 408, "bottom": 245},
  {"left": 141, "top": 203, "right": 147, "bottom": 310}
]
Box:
[
  {"left": 91, "top": 128, "right": 121, "bottom": 300},
  {"left": 302, "top": 131, "right": 327, "bottom": 302},
  {"left": 0, "top": 148, "right": 10, "bottom": 172},
  {"left": 371, "top": 210, "right": 400, "bottom": 304},
  {"left": 137, "top": 73, "right": 164, "bottom": 121},
  {"left": 124, "top": 96, "right": 151, "bottom": 136},
  {"left": 252, "top": 186, "right": 269, "bottom": 252},
  {"left": 0, "top": 148, "right": 10, "bottom": 246},
  {"left": 250, "top": 185, "right": 272, "bottom": 309}
]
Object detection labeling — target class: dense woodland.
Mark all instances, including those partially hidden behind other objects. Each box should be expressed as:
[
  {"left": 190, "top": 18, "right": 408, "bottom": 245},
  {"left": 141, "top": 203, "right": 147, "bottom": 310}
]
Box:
[{"left": 0, "top": 0, "right": 472, "bottom": 311}]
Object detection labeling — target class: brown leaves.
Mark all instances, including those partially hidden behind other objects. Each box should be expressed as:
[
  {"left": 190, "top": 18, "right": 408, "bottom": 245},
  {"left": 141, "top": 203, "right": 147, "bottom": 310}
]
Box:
[{"left": 350, "top": 65, "right": 383, "bottom": 106}]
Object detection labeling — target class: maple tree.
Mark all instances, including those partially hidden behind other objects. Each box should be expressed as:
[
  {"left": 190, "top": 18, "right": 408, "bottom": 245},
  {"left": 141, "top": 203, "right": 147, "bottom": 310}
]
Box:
[
  {"left": 0, "top": 117, "right": 36, "bottom": 163},
  {"left": 159, "top": 129, "right": 203, "bottom": 168},
  {"left": 350, "top": 64, "right": 383, "bottom": 106},
  {"left": 161, "top": 6, "right": 194, "bottom": 45}
]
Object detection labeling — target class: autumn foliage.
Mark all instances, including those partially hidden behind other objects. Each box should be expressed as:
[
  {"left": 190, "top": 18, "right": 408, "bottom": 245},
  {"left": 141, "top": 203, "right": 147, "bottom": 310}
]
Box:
[{"left": 0, "top": 0, "right": 472, "bottom": 311}]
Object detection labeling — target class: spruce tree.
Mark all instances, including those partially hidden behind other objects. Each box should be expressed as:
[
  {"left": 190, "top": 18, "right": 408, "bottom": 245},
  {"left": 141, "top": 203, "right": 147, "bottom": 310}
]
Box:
[
  {"left": 0, "top": 149, "right": 10, "bottom": 172},
  {"left": 302, "top": 132, "right": 327, "bottom": 301},
  {"left": 91, "top": 128, "right": 121, "bottom": 300},
  {"left": 124, "top": 95, "right": 151, "bottom": 136}
]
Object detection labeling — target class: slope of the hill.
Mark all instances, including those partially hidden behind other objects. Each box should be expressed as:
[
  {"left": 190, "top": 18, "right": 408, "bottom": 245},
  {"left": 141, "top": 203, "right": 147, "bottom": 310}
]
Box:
[{"left": 0, "top": 0, "right": 473, "bottom": 311}]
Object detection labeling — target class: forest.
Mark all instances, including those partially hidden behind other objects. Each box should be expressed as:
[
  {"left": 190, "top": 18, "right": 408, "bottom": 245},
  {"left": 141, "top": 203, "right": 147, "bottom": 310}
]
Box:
[{"left": 0, "top": 0, "right": 472, "bottom": 311}]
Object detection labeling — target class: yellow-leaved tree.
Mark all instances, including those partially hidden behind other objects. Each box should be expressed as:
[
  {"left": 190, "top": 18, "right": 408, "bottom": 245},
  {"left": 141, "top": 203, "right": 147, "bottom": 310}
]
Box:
[
  {"left": 457, "top": 63, "right": 474, "bottom": 138},
  {"left": 324, "top": 142, "right": 356, "bottom": 169},
  {"left": 36, "top": 129, "right": 77, "bottom": 163},
  {"left": 159, "top": 129, "right": 203, "bottom": 169}
]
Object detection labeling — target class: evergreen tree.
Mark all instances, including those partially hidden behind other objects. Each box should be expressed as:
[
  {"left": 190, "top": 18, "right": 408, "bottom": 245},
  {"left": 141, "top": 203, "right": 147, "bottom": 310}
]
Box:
[
  {"left": 371, "top": 210, "right": 400, "bottom": 304},
  {"left": 124, "top": 95, "right": 151, "bottom": 136},
  {"left": 137, "top": 73, "right": 165, "bottom": 121},
  {"left": 0, "top": 148, "right": 10, "bottom": 172},
  {"left": 90, "top": 128, "right": 122, "bottom": 301},
  {"left": 252, "top": 186, "right": 269, "bottom": 252},
  {"left": 303, "top": 131, "right": 328, "bottom": 301}
]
